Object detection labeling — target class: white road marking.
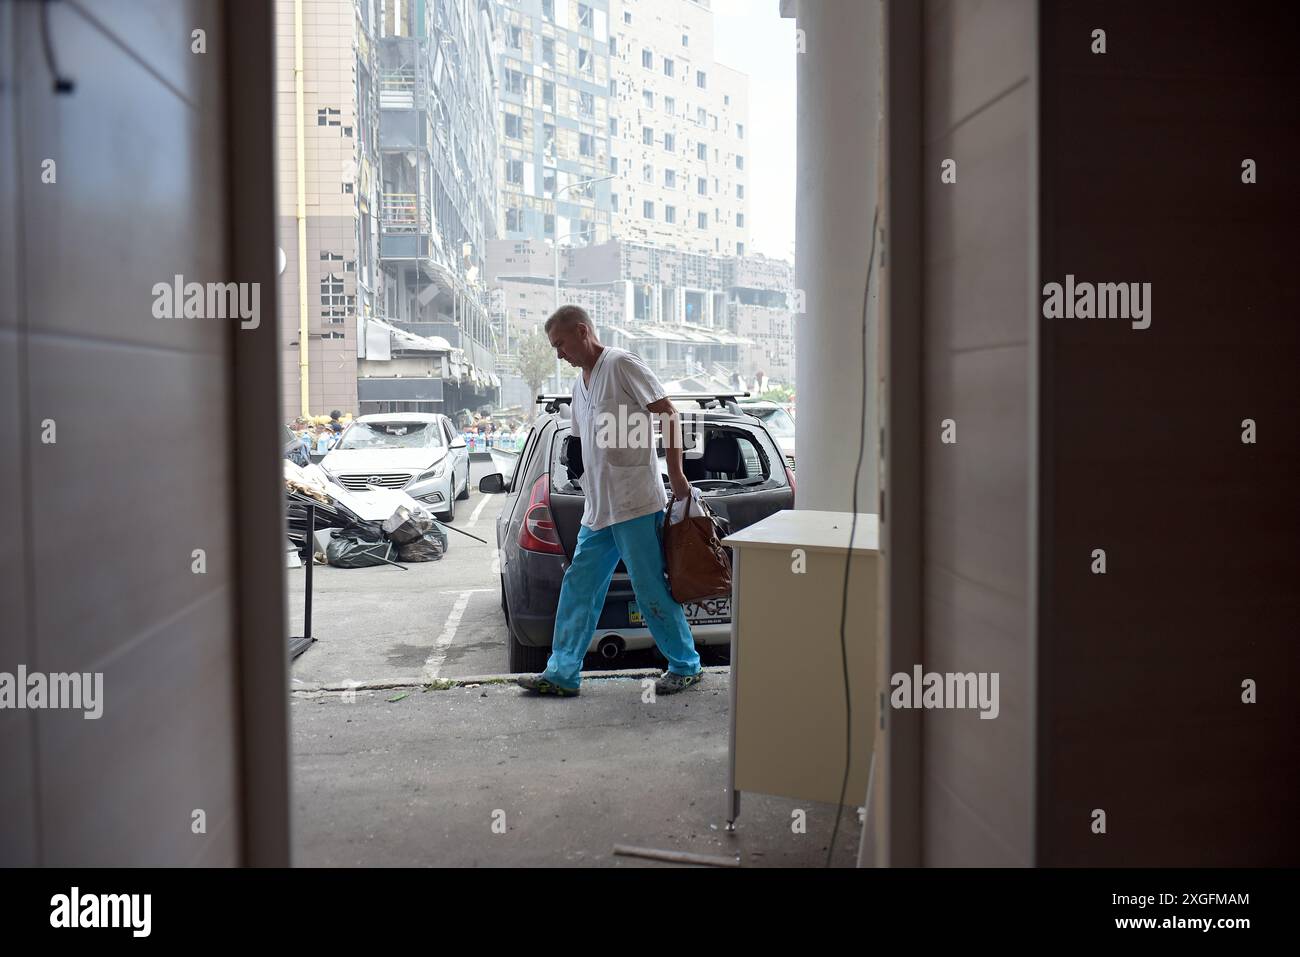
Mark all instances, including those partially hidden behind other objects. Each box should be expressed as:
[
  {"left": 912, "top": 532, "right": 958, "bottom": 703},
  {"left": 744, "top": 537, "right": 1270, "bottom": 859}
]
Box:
[
  {"left": 466, "top": 493, "right": 492, "bottom": 528},
  {"left": 422, "top": 589, "right": 477, "bottom": 681}
]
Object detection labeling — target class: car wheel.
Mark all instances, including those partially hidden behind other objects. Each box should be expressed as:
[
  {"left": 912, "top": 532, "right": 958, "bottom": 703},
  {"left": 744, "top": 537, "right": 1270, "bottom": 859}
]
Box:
[
  {"left": 437, "top": 488, "right": 455, "bottom": 523},
  {"left": 504, "top": 593, "right": 549, "bottom": 674},
  {"left": 456, "top": 465, "right": 470, "bottom": 500},
  {"left": 701, "top": 644, "right": 731, "bottom": 666}
]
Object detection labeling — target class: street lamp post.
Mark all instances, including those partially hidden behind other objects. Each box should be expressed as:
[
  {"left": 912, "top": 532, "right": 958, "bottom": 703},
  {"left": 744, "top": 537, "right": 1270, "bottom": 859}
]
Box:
[{"left": 550, "top": 174, "right": 615, "bottom": 392}]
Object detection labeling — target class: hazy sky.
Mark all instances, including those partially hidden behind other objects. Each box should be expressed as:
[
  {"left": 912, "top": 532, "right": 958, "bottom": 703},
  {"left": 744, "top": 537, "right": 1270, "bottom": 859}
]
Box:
[{"left": 710, "top": 0, "right": 797, "bottom": 262}]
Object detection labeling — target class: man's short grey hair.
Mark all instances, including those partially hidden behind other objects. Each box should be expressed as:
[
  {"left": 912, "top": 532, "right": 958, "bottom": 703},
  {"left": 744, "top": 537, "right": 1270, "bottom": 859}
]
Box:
[{"left": 544, "top": 304, "right": 595, "bottom": 333}]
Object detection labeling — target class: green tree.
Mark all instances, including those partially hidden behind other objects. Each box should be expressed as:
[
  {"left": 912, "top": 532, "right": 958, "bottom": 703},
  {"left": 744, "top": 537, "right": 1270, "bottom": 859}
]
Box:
[
  {"left": 518, "top": 329, "right": 557, "bottom": 421},
  {"left": 759, "top": 384, "right": 795, "bottom": 403}
]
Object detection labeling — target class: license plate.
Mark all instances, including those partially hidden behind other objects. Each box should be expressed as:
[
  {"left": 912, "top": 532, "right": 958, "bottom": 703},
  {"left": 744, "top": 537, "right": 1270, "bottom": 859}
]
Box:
[{"left": 628, "top": 597, "right": 731, "bottom": 626}]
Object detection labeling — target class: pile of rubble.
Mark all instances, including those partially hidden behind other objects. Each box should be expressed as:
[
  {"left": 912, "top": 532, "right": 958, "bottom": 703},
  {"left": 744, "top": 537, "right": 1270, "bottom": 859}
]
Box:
[{"left": 284, "top": 462, "right": 448, "bottom": 569}]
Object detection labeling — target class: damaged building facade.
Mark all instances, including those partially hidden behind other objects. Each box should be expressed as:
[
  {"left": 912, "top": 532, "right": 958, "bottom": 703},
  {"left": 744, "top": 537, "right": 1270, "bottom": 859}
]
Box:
[
  {"left": 366, "top": 0, "right": 502, "bottom": 418},
  {"left": 275, "top": 0, "right": 385, "bottom": 420},
  {"left": 606, "top": 0, "right": 750, "bottom": 257},
  {"left": 486, "top": 236, "right": 793, "bottom": 406},
  {"left": 496, "top": 0, "right": 616, "bottom": 246},
  {"left": 277, "top": 0, "right": 502, "bottom": 424}
]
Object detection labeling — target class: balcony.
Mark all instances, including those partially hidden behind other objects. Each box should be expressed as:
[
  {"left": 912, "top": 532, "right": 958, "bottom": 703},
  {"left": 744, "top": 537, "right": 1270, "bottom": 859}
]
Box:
[{"left": 380, "top": 192, "right": 431, "bottom": 234}]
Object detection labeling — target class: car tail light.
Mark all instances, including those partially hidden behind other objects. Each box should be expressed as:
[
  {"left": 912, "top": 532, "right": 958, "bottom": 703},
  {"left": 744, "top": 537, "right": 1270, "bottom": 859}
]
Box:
[{"left": 519, "top": 473, "right": 564, "bottom": 554}]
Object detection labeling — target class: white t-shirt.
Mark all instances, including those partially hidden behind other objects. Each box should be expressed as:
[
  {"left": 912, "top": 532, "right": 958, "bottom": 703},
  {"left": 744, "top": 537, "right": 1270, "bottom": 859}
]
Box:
[{"left": 571, "top": 347, "right": 669, "bottom": 530}]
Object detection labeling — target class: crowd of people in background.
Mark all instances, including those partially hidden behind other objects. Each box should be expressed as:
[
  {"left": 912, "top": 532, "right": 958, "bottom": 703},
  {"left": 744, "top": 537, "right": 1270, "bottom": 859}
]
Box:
[
  {"left": 290, "top": 409, "right": 348, "bottom": 456},
  {"left": 463, "top": 414, "right": 529, "bottom": 451}
]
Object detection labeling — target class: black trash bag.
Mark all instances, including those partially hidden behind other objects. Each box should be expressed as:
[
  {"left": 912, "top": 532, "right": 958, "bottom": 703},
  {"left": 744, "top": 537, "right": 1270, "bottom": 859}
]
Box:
[
  {"left": 424, "top": 520, "right": 449, "bottom": 554},
  {"left": 326, "top": 534, "right": 395, "bottom": 569},
  {"left": 339, "top": 518, "right": 387, "bottom": 542},
  {"left": 397, "top": 530, "right": 447, "bottom": 563},
  {"left": 383, "top": 505, "right": 433, "bottom": 545}
]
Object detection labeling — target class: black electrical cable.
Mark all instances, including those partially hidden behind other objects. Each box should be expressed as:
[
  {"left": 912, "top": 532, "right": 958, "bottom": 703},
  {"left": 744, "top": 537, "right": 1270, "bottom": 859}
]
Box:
[
  {"left": 826, "top": 205, "right": 879, "bottom": 867},
  {"left": 39, "top": 0, "right": 75, "bottom": 94}
]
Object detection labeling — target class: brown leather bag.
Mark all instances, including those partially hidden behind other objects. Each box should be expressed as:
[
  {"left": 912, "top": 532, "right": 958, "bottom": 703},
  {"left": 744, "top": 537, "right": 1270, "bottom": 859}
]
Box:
[{"left": 661, "top": 492, "right": 733, "bottom": 603}]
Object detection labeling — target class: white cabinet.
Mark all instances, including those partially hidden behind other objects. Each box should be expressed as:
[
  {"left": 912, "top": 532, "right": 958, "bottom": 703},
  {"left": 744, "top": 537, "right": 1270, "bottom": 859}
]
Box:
[{"left": 721, "top": 510, "right": 880, "bottom": 827}]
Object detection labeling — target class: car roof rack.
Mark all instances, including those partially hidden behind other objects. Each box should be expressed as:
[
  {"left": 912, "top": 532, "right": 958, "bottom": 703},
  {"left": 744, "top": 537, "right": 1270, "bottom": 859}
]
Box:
[{"left": 536, "top": 391, "right": 751, "bottom": 415}]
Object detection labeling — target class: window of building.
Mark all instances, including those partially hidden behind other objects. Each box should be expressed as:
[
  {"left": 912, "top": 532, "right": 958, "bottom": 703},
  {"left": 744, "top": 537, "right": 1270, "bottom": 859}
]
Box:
[
  {"left": 737, "top": 183, "right": 744, "bottom": 199},
  {"left": 624, "top": 11, "right": 632, "bottom": 24},
  {"left": 578, "top": 3, "right": 592, "bottom": 29},
  {"left": 543, "top": 81, "right": 555, "bottom": 110},
  {"left": 544, "top": 213, "right": 554, "bottom": 235},
  {"left": 698, "top": 211, "right": 708, "bottom": 229},
  {"left": 321, "top": 332, "right": 345, "bottom": 340},
  {"left": 643, "top": 200, "right": 654, "bottom": 219},
  {"left": 665, "top": 205, "right": 676, "bottom": 224},
  {"left": 609, "top": 116, "right": 617, "bottom": 135},
  {"left": 544, "top": 123, "right": 556, "bottom": 156},
  {"left": 697, "top": 142, "right": 707, "bottom": 160},
  {"left": 579, "top": 90, "right": 594, "bottom": 115},
  {"left": 543, "top": 167, "right": 556, "bottom": 195},
  {"left": 682, "top": 33, "right": 689, "bottom": 47},
  {"left": 664, "top": 169, "right": 676, "bottom": 188},
  {"left": 505, "top": 113, "right": 522, "bottom": 138},
  {"left": 542, "top": 37, "right": 555, "bottom": 66},
  {"left": 610, "top": 78, "right": 617, "bottom": 95},
  {"left": 320, "top": 273, "right": 347, "bottom": 320},
  {"left": 724, "top": 94, "right": 731, "bottom": 105},
  {"left": 696, "top": 70, "right": 707, "bottom": 89},
  {"left": 579, "top": 132, "right": 595, "bottom": 156},
  {"left": 663, "top": 57, "right": 675, "bottom": 78},
  {"left": 507, "top": 25, "right": 522, "bottom": 49},
  {"left": 610, "top": 155, "right": 618, "bottom": 173},
  {"left": 642, "top": 163, "right": 653, "bottom": 183},
  {"left": 642, "top": 126, "right": 654, "bottom": 145},
  {"left": 643, "top": 89, "right": 654, "bottom": 109},
  {"left": 697, "top": 107, "right": 707, "bottom": 126},
  {"left": 506, "top": 159, "right": 524, "bottom": 185},
  {"left": 697, "top": 177, "right": 707, "bottom": 195},
  {"left": 611, "top": 193, "right": 619, "bottom": 212},
  {"left": 505, "top": 70, "right": 525, "bottom": 95},
  {"left": 578, "top": 48, "right": 594, "bottom": 73},
  {"left": 506, "top": 207, "right": 522, "bottom": 230},
  {"left": 736, "top": 155, "right": 745, "bottom": 170},
  {"left": 542, "top": 0, "right": 554, "bottom": 23},
  {"left": 736, "top": 212, "right": 745, "bottom": 227},
  {"left": 737, "top": 122, "right": 745, "bottom": 139},
  {"left": 737, "top": 242, "right": 745, "bottom": 255},
  {"left": 642, "top": 48, "right": 653, "bottom": 69},
  {"left": 664, "top": 95, "right": 675, "bottom": 115},
  {"left": 609, "top": 36, "right": 617, "bottom": 55},
  {"left": 664, "top": 132, "right": 675, "bottom": 152}
]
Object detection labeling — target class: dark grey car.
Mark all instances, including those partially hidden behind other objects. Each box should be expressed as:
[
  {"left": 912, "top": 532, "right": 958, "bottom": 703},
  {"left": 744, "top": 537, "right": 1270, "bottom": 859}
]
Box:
[{"left": 479, "top": 394, "right": 796, "bottom": 672}]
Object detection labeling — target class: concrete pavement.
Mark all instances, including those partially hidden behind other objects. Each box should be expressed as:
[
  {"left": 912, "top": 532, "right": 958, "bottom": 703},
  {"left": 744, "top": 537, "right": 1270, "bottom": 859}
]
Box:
[{"left": 291, "top": 670, "right": 866, "bottom": 867}]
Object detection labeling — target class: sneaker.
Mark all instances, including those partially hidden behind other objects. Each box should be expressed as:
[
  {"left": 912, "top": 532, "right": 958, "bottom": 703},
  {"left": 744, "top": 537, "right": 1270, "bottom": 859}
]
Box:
[
  {"left": 655, "top": 670, "right": 704, "bottom": 695},
  {"left": 516, "top": 674, "right": 580, "bottom": 697}
]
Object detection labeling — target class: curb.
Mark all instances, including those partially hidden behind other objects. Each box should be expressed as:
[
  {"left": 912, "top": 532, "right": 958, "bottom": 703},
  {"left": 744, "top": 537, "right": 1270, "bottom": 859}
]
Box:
[{"left": 291, "top": 665, "right": 730, "bottom": 695}]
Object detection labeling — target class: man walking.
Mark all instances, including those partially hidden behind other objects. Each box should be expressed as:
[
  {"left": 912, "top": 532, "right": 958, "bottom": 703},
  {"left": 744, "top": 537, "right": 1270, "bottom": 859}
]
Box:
[{"left": 516, "top": 305, "right": 704, "bottom": 697}]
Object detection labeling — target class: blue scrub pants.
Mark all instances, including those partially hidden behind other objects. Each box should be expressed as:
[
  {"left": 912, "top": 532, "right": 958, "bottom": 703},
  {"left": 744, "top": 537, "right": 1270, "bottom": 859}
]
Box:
[{"left": 543, "top": 509, "right": 701, "bottom": 690}]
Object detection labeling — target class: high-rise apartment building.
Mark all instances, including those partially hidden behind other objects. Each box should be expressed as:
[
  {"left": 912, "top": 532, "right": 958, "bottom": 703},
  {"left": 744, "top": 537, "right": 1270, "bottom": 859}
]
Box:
[
  {"left": 275, "top": 0, "right": 383, "bottom": 420},
  {"left": 496, "top": 0, "right": 616, "bottom": 245},
  {"left": 277, "top": 0, "right": 502, "bottom": 422},
  {"left": 369, "top": 0, "right": 502, "bottom": 416},
  {"left": 607, "top": 0, "right": 749, "bottom": 256}
]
